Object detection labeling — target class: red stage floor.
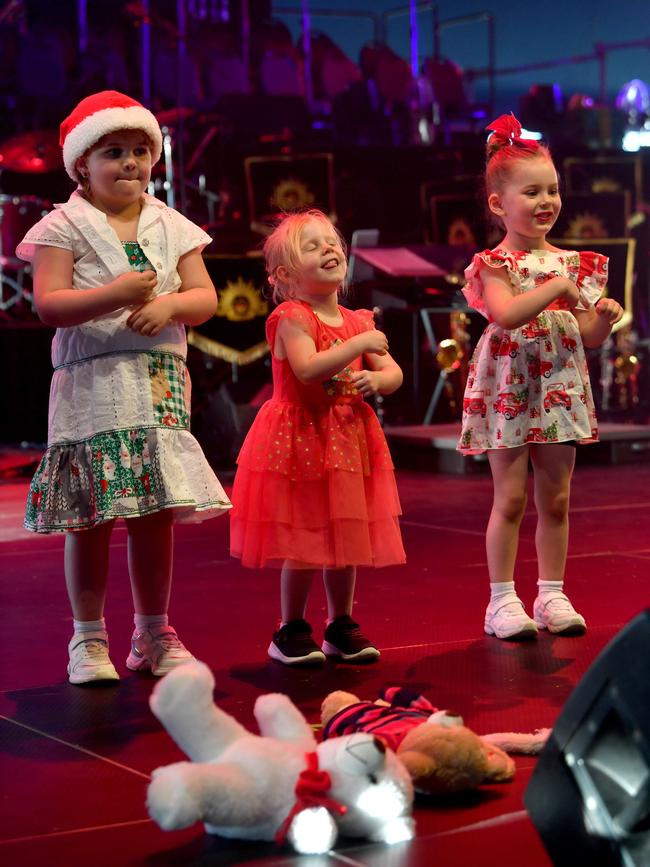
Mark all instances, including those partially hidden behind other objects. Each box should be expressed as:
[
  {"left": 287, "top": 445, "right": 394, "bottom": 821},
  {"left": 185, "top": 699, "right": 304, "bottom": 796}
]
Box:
[{"left": 1, "top": 461, "right": 649, "bottom": 866}]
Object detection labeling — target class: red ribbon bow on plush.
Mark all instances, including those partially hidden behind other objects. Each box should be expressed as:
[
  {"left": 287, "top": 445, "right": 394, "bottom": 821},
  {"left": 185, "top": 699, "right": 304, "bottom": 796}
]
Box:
[
  {"left": 486, "top": 112, "right": 523, "bottom": 144},
  {"left": 275, "top": 751, "right": 348, "bottom": 845}
]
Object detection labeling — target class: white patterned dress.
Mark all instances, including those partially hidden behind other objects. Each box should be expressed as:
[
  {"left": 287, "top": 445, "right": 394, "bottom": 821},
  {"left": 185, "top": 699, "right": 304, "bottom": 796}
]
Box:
[
  {"left": 458, "top": 247, "right": 607, "bottom": 455},
  {"left": 17, "top": 192, "right": 232, "bottom": 532}
]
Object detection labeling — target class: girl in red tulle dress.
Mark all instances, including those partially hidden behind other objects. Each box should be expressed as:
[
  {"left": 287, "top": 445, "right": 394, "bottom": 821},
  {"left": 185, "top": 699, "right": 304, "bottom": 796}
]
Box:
[{"left": 230, "top": 210, "right": 405, "bottom": 665}]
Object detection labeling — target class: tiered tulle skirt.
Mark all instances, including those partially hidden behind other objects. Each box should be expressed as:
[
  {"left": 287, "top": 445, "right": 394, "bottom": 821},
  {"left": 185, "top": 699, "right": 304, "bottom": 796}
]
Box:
[{"left": 230, "top": 399, "right": 405, "bottom": 568}]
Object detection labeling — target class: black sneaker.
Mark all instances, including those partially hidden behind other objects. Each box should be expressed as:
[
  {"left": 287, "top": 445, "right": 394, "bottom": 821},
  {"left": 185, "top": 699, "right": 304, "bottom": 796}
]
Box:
[
  {"left": 268, "top": 619, "right": 326, "bottom": 665},
  {"left": 321, "top": 615, "right": 380, "bottom": 662}
]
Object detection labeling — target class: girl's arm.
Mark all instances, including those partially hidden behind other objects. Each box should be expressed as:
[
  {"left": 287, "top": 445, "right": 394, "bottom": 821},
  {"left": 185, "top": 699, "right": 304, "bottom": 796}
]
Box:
[
  {"left": 127, "top": 249, "right": 217, "bottom": 335},
  {"left": 482, "top": 265, "right": 579, "bottom": 329},
  {"left": 351, "top": 351, "right": 403, "bottom": 396},
  {"left": 573, "top": 298, "right": 624, "bottom": 348},
  {"left": 33, "top": 246, "right": 157, "bottom": 327},
  {"left": 278, "top": 316, "right": 388, "bottom": 385}
]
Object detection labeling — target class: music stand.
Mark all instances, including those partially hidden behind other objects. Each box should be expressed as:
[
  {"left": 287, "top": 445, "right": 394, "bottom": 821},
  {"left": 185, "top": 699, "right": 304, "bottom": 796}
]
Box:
[{"left": 351, "top": 246, "right": 468, "bottom": 423}]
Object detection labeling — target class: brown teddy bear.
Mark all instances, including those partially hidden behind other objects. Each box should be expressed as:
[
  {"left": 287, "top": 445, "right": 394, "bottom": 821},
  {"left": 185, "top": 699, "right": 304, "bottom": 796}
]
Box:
[{"left": 321, "top": 687, "right": 549, "bottom": 796}]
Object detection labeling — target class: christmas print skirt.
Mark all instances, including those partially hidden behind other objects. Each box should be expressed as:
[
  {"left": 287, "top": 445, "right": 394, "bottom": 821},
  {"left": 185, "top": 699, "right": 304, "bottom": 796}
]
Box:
[{"left": 25, "top": 350, "right": 231, "bottom": 532}]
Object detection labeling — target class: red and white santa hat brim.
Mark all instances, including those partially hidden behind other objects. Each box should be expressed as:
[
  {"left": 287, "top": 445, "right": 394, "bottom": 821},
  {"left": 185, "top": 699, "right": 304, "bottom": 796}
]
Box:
[{"left": 60, "top": 90, "right": 163, "bottom": 181}]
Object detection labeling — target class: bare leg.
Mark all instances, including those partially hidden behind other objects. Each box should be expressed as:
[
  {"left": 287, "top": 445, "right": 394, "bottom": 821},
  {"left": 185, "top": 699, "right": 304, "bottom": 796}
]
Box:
[
  {"left": 323, "top": 566, "right": 356, "bottom": 621},
  {"left": 126, "top": 510, "right": 174, "bottom": 615},
  {"left": 281, "top": 560, "right": 316, "bottom": 623},
  {"left": 64, "top": 520, "right": 116, "bottom": 621},
  {"left": 486, "top": 446, "right": 530, "bottom": 583},
  {"left": 268, "top": 561, "right": 324, "bottom": 665},
  {"left": 530, "top": 443, "right": 575, "bottom": 583},
  {"left": 322, "top": 566, "right": 378, "bottom": 660},
  {"left": 529, "top": 443, "right": 585, "bottom": 634}
]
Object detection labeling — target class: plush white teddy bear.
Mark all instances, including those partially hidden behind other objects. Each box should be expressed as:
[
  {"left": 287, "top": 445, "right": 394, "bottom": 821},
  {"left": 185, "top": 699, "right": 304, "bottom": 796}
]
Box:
[{"left": 147, "top": 661, "right": 414, "bottom": 854}]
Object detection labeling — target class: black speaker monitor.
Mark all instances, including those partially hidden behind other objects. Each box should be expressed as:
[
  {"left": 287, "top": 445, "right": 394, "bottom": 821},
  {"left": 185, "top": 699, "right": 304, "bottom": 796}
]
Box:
[{"left": 525, "top": 609, "right": 650, "bottom": 866}]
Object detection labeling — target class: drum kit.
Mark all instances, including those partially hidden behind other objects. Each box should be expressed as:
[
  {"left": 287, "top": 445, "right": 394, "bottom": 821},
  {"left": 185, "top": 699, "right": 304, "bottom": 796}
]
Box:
[{"left": 0, "top": 129, "right": 60, "bottom": 318}]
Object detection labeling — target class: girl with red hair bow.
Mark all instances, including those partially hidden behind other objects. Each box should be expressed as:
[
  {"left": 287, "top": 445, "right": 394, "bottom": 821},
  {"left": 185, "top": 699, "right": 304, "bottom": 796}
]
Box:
[{"left": 457, "top": 113, "right": 623, "bottom": 642}]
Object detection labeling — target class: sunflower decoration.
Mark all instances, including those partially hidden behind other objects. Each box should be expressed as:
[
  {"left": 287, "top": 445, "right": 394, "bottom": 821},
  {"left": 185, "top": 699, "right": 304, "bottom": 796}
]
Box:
[
  {"left": 591, "top": 177, "right": 620, "bottom": 194},
  {"left": 446, "top": 217, "right": 477, "bottom": 247},
  {"left": 270, "top": 177, "right": 315, "bottom": 211},
  {"left": 216, "top": 277, "right": 269, "bottom": 322},
  {"left": 564, "top": 212, "right": 608, "bottom": 239}
]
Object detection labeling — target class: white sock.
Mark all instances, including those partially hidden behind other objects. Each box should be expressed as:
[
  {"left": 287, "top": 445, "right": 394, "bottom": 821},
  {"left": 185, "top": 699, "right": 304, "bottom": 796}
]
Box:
[
  {"left": 134, "top": 613, "right": 169, "bottom": 633},
  {"left": 73, "top": 617, "right": 106, "bottom": 636},
  {"left": 489, "top": 581, "right": 520, "bottom": 605},
  {"left": 537, "top": 580, "right": 564, "bottom": 598}
]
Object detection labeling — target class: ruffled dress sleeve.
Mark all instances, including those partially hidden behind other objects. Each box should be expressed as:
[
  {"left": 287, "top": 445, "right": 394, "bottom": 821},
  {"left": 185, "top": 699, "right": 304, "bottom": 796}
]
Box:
[
  {"left": 575, "top": 250, "right": 609, "bottom": 307},
  {"left": 462, "top": 248, "right": 518, "bottom": 319},
  {"left": 168, "top": 208, "right": 213, "bottom": 256},
  {"left": 15, "top": 209, "right": 72, "bottom": 263},
  {"left": 351, "top": 307, "right": 376, "bottom": 332},
  {"left": 265, "top": 300, "right": 318, "bottom": 354}
]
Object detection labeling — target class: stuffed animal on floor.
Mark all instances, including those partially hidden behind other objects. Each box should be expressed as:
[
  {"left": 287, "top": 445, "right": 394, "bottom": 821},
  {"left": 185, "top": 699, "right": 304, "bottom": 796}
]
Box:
[
  {"left": 146, "top": 661, "right": 415, "bottom": 854},
  {"left": 321, "top": 687, "right": 550, "bottom": 796}
]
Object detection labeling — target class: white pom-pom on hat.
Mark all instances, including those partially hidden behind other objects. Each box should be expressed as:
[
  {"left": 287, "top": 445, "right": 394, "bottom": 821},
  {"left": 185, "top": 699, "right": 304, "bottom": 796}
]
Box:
[{"left": 59, "top": 90, "right": 162, "bottom": 181}]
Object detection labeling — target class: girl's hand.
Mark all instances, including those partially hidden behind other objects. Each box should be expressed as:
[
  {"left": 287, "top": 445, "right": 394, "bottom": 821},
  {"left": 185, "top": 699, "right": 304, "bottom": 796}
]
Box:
[
  {"left": 358, "top": 329, "right": 388, "bottom": 356},
  {"left": 595, "top": 297, "right": 624, "bottom": 325},
  {"left": 113, "top": 270, "right": 158, "bottom": 306},
  {"left": 560, "top": 278, "right": 580, "bottom": 309},
  {"left": 127, "top": 295, "right": 177, "bottom": 336},
  {"left": 350, "top": 369, "right": 383, "bottom": 396}
]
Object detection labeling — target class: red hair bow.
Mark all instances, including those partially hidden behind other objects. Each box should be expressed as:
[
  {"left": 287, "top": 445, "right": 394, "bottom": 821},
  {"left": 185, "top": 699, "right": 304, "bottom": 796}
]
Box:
[
  {"left": 486, "top": 113, "right": 522, "bottom": 144},
  {"left": 275, "top": 751, "right": 348, "bottom": 845}
]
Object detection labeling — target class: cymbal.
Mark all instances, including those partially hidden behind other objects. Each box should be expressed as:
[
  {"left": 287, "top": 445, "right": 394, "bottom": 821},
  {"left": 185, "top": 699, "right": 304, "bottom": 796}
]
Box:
[
  {"left": 0, "top": 130, "right": 62, "bottom": 173},
  {"left": 155, "top": 107, "right": 195, "bottom": 128}
]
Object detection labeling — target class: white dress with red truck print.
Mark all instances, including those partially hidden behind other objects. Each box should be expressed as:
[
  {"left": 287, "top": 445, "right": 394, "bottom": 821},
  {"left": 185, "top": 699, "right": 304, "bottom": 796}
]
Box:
[{"left": 458, "top": 247, "right": 607, "bottom": 455}]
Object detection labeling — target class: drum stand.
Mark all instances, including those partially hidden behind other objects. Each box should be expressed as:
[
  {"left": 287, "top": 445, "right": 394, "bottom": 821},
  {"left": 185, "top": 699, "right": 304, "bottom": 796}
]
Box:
[
  {"left": 419, "top": 307, "right": 454, "bottom": 425},
  {"left": 0, "top": 193, "right": 45, "bottom": 316},
  {"left": 0, "top": 259, "right": 31, "bottom": 315},
  {"left": 149, "top": 125, "right": 221, "bottom": 223}
]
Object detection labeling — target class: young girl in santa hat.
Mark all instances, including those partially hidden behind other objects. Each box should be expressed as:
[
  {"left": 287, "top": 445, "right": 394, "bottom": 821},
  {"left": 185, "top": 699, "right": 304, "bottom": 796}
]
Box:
[{"left": 17, "top": 91, "right": 231, "bottom": 685}]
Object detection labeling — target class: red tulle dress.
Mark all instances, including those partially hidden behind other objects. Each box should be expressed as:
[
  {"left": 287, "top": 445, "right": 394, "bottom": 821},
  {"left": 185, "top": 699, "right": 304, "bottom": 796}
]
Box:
[{"left": 230, "top": 299, "right": 406, "bottom": 568}]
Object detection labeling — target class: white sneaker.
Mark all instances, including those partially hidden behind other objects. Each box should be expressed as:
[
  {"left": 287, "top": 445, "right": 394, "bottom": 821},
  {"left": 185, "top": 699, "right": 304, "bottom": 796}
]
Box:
[
  {"left": 484, "top": 599, "right": 538, "bottom": 640},
  {"left": 533, "top": 593, "right": 587, "bottom": 635},
  {"left": 68, "top": 632, "right": 120, "bottom": 684},
  {"left": 126, "top": 626, "right": 194, "bottom": 676}
]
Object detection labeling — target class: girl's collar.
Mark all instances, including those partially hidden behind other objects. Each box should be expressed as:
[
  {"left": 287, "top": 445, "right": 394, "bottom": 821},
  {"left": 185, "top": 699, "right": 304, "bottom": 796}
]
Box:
[
  {"left": 56, "top": 189, "right": 166, "bottom": 213},
  {"left": 494, "top": 245, "right": 561, "bottom": 255},
  {"left": 294, "top": 297, "right": 345, "bottom": 327}
]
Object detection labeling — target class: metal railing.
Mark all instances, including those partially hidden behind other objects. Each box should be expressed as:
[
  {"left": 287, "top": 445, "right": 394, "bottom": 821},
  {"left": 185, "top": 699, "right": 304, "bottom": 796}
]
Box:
[{"left": 465, "top": 37, "right": 650, "bottom": 104}]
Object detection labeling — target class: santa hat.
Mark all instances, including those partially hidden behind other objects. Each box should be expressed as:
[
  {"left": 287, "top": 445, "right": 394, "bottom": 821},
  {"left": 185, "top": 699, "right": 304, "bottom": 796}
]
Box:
[{"left": 59, "top": 91, "right": 163, "bottom": 181}]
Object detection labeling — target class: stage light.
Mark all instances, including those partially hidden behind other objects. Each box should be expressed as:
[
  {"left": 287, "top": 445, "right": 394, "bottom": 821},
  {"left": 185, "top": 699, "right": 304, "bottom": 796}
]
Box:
[
  {"left": 616, "top": 79, "right": 650, "bottom": 118},
  {"left": 521, "top": 128, "right": 543, "bottom": 140},
  {"left": 622, "top": 126, "right": 650, "bottom": 152},
  {"left": 568, "top": 94, "right": 595, "bottom": 110},
  {"left": 525, "top": 609, "right": 650, "bottom": 866},
  {"left": 485, "top": 126, "right": 542, "bottom": 145}
]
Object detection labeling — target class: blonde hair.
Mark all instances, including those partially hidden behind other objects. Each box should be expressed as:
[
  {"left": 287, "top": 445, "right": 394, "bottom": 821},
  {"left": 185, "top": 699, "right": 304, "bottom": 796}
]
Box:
[{"left": 263, "top": 209, "right": 347, "bottom": 304}]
